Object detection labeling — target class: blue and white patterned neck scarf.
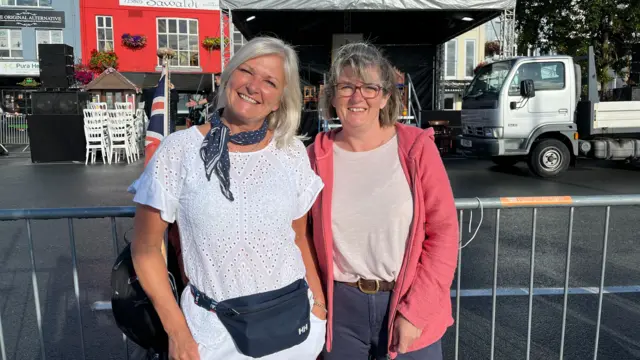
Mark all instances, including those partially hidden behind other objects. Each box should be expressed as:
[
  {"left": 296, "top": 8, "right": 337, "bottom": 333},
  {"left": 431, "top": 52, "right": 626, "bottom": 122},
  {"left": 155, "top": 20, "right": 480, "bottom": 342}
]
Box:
[{"left": 200, "top": 108, "right": 269, "bottom": 201}]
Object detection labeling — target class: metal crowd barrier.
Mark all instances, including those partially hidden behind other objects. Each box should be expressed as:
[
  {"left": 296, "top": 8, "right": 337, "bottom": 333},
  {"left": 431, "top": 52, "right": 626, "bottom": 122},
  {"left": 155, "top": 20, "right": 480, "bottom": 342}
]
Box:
[
  {"left": 0, "top": 194, "right": 640, "bottom": 360},
  {"left": 0, "top": 114, "right": 29, "bottom": 153}
]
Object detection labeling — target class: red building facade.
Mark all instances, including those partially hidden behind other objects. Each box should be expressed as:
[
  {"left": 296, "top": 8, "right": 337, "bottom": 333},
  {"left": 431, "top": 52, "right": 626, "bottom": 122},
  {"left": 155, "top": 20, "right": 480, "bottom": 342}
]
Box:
[{"left": 79, "top": 0, "right": 223, "bottom": 92}]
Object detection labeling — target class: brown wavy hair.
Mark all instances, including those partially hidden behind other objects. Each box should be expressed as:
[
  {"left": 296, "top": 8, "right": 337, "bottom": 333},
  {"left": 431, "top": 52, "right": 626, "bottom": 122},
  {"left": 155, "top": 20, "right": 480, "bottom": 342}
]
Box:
[{"left": 320, "top": 42, "right": 401, "bottom": 127}]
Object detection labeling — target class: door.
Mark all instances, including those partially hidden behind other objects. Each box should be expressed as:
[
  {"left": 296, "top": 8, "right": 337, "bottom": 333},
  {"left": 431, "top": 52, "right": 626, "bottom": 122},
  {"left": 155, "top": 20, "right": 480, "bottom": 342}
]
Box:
[{"left": 502, "top": 60, "right": 572, "bottom": 139}]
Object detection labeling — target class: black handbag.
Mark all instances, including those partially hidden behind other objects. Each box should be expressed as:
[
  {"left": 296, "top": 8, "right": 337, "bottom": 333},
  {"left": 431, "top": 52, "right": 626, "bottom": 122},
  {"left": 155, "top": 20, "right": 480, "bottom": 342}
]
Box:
[
  {"left": 110, "top": 237, "right": 185, "bottom": 352},
  {"left": 190, "top": 278, "right": 311, "bottom": 358}
]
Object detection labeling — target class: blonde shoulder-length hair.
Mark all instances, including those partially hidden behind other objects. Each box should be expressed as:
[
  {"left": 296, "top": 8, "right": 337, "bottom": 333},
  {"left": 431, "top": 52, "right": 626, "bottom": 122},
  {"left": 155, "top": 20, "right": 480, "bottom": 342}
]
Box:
[{"left": 215, "top": 36, "right": 302, "bottom": 148}]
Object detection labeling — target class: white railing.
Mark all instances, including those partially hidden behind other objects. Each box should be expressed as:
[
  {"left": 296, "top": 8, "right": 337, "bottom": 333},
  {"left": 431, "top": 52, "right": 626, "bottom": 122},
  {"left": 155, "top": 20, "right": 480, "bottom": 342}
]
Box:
[{"left": 0, "top": 113, "right": 29, "bottom": 153}]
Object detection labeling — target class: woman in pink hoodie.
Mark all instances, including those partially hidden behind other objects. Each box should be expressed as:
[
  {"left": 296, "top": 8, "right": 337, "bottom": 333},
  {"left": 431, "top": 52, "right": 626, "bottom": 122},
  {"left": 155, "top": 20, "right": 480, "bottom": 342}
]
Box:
[{"left": 307, "top": 43, "right": 459, "bottom": 360}]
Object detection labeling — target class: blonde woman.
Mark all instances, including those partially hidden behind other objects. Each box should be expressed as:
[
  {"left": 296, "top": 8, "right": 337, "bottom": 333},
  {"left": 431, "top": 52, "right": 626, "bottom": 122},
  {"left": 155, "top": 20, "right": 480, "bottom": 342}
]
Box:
[{"left": 129, "top": 36, "right": 327, "bottom": 360}]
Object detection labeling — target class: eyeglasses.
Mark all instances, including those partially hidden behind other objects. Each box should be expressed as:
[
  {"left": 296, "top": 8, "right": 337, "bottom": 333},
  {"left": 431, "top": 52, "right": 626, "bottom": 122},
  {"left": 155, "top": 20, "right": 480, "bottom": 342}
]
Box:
[{"left": 335, "top": 83, "right": 384, "bottom": 99}]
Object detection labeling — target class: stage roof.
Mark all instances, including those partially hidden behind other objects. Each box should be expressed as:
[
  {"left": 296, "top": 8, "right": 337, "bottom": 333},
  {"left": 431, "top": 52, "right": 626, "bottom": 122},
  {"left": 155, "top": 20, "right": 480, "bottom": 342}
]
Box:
[
  {"left": 220, "top": 0, "right": 515, "bottom": 46},
  {"left": 219, "top": 0, "right": 515, "bottom": 11}
]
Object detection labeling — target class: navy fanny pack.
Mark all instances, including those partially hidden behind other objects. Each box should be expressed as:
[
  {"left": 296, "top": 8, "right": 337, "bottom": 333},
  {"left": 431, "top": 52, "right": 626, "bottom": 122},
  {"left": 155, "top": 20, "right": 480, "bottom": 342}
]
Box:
[{"left": 190, "top": 278, "right": 311, "bottom": 358}]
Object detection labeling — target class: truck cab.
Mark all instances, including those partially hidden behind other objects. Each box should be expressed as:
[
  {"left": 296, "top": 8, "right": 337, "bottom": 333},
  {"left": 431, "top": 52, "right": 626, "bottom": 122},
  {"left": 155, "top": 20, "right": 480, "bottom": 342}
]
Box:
[{"left": 457, "top": 55, "right": 580, "bottom": 177}]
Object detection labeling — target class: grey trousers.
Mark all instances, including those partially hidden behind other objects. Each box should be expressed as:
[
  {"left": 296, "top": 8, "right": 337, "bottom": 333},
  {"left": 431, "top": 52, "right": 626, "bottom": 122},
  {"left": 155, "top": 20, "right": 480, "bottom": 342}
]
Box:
[{"left": 322, "top": 282, "right": 443, "bottom": 360}]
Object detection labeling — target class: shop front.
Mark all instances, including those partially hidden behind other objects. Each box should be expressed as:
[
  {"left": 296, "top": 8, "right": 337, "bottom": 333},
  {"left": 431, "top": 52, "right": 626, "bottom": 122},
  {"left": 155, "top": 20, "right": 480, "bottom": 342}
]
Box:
[{"left": 0, "top": 60, "right": 42, "bottom": 114}]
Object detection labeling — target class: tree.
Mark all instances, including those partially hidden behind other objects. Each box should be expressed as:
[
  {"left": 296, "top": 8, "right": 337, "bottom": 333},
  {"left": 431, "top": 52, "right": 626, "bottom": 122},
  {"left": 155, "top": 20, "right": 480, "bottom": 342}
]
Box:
[{"left": 516, "top": 0, "right": 640, "bottom": 91}]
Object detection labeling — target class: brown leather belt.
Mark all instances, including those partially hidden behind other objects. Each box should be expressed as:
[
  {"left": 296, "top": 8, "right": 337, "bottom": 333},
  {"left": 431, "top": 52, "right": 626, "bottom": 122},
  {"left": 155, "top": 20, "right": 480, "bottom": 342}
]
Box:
[{"left": 342, "top": 279, "right": 395, "bottom": 294}]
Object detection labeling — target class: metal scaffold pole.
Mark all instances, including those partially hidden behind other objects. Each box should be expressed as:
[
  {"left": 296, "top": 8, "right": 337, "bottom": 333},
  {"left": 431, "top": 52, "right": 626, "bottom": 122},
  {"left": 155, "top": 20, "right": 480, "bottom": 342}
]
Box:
[
  {"left": 499, "top": 6, "right": 517, "bottom": 58},
  {"left": 219, "top": 7, "right": 234, "bottom": 74},
  {"left": 434, "top": 43, "right": 445, "bottom": 110}
]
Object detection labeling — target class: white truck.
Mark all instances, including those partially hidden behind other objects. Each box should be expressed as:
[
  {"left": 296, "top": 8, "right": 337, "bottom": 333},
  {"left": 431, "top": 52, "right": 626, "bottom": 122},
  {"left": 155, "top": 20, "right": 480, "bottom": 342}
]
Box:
[{"left": 456, "top": 46, "right": 640, "bottom": 177}]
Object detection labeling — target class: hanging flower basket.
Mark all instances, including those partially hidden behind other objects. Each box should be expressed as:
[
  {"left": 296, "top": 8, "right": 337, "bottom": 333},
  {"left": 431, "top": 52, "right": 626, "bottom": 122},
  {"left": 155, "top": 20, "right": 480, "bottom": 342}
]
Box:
[
  {"left": 202, "top": 36, "right": 229, "bottom": 51},
  {"left": 74, "top": 63, "right": 94, "bottom": 85},
  {"left": 485, "top": 41, "right": 500, "bottom": 57},
  {"left": 157, "top": 47, "right": 176, "bottom": 59},
  {"left": 121, "top": 33, "right": 147, "bottom": 50},
  {"left": 89, "top": 49, "right": 119, "bottom": 73}
]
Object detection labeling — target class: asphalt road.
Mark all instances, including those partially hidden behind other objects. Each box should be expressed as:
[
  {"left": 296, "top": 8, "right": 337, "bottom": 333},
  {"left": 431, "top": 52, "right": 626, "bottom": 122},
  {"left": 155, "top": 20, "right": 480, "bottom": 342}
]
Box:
[{"left": 0, "top": 149, "right": 639, "bottom": 360}]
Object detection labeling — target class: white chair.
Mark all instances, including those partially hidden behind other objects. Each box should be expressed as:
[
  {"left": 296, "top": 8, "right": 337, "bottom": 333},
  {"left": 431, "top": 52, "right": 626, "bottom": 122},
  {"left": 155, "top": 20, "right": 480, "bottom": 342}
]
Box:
[
  {"left": 83, "top": 109, "right": 108, "bottom": 164},
  {"left": 107, "top": 110, "right": 133, "bottom": 164}
]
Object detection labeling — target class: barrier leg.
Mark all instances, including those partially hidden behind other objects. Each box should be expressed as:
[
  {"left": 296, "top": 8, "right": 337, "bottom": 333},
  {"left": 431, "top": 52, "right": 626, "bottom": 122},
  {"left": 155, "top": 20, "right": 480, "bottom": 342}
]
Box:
[
  {"left": 490, "top": 209, "right": 500, "bottom": 360},
  {"left": 593, "top": 207, "right": 611, "bottom": 360},
  {"left": 26, "top": 219, "right": 46, "bottom": 360},
  {"left": 559, "top": 207, "right": 575, "bottom": 360}
]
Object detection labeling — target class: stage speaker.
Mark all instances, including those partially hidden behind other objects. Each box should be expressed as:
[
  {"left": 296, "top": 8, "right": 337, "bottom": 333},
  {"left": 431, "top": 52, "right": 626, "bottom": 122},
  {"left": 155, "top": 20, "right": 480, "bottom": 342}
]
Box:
[
  {"left": 28, "top": 114, "right": 86, "bottom": 163},
  {"left": 31, "top": 91, "right": 90, "bottom": 115},
  {"left": 39, "top": 43, "right": 74, "bottom": 55},
  {"left": 38, "top": 44, "right": 75, "bottom": 89}
]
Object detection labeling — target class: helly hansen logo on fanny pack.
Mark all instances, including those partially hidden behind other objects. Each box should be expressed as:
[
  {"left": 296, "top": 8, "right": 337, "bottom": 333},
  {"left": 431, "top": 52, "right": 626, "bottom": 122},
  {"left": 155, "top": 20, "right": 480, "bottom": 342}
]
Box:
[{"left": 298, "top": 323, "right": 308, "bottom": 335}]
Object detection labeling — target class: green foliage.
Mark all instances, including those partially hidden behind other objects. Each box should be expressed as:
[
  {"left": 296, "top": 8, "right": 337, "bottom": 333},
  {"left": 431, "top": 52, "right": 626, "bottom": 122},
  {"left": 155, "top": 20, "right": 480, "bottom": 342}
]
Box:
[
  {"left": 516, "top": 0, "right": 640, "bottom": 90},
  {"left": 201, "top": 36, "right": 230, "bottom": 50},
  {"left": 89, "top": 49, "right": 119, "bottom": 73}
]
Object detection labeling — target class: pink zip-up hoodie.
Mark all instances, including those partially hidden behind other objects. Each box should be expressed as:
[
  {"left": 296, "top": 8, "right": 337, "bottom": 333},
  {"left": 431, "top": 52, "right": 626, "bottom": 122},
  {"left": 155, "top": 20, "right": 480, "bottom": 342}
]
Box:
[{"left": 307, "top": 123, "right": 459, "bottom": 359}]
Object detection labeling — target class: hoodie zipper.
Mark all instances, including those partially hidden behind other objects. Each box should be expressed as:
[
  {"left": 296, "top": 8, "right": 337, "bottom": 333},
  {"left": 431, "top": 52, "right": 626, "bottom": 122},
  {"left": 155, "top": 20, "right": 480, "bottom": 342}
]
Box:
[
  {"left": 387, "top": 157, "right": 419, "bottom": 358},
  {"left": 314, "top": 141, "right": 335, "bottom": 351}
]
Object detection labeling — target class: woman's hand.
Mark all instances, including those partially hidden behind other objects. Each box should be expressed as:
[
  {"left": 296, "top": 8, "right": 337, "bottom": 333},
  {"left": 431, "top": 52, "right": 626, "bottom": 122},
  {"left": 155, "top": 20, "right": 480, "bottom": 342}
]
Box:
[
  {"left": 391, "top": 313, "right": 422, "bottom": 354},
  {"left": 132, "top": 205, "right": 199, "bottom": 360},
  {"left": 168, "top": 329, "right": 200, "bottom": 360},
  {"left": 312, "top": 303, "right": 327, "bottom": 320},
  {"left": 293, "top": 214, "right": 328, "bottom": 322}
]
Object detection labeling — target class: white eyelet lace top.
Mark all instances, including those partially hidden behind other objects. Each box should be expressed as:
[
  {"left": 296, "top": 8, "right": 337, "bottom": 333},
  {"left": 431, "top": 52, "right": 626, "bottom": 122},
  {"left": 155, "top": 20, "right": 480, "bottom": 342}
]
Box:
[{"left": 128, "top": 126, "right": 324, "bottom": 349}]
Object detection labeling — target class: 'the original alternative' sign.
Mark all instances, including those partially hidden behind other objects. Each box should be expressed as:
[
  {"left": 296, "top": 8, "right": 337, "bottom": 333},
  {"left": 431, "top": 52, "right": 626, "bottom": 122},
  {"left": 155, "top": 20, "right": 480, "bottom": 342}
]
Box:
[{"left": 0, "top": 9, "right": 65, "bottom": 28}]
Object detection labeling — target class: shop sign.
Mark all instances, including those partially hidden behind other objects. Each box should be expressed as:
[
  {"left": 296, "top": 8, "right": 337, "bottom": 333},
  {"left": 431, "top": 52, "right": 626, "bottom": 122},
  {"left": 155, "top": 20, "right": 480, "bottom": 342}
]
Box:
[
  {"left": 18, "top": 77, "right": 40, "bottom": 87},
  {"left": 0, "top": 61, "right": 40, "bottom": 76},
  {"left": 119, "top": 0, "right": 219, "bottom": 10},
  {"left": 0, "top": 9, "right": 65, "bottom": 28}
]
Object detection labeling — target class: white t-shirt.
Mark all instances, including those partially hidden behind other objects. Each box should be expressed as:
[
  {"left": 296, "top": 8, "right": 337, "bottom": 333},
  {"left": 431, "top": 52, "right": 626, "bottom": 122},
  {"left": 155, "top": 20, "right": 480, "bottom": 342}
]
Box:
[
  {"left": 128, "top": 126, "right": 324, "bottom": 350},
  {"left": 331, "top": 135, "right": 414, "bottom": 283}
]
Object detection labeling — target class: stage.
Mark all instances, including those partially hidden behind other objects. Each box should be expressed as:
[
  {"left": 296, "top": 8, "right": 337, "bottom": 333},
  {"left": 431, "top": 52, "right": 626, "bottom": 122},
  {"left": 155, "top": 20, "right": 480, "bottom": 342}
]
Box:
[{"left": 220, "top": 0, "right": 516, "bottom": 113}]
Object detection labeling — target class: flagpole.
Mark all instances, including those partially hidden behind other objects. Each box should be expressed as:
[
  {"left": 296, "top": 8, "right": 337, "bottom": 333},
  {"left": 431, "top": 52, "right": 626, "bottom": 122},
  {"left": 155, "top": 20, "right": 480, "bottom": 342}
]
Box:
[
  {"left": 154, "top": 48, "right": 174, "bottom": 263},
  {"left": 164, "top": 53, "right": 170, "bottom": 136}
]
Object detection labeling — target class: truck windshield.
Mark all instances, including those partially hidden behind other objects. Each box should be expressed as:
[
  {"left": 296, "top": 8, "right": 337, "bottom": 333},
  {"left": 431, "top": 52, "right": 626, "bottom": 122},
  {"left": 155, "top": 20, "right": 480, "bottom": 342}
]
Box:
[{"left": 464, "top": 60, "right": 513, "bottom": 99}]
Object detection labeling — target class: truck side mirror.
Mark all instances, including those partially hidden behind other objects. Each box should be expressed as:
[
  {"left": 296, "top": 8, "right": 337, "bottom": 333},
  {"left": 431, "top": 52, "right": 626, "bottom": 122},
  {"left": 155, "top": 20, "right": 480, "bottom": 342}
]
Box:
[{"left": 520, "top": 79, "right": 536, "bottom": 98}]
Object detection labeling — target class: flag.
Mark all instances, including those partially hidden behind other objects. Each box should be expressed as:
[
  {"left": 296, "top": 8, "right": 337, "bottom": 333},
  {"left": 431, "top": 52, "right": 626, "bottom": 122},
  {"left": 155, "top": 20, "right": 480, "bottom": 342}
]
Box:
[{"left": 144, "top": 66, "right": 168, "bottom": 166}]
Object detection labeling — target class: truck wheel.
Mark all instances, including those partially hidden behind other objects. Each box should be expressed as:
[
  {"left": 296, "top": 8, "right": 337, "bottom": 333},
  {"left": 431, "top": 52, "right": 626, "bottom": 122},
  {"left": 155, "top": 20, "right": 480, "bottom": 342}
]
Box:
[
  {"left": 528, "top": 139, "right": 570, "bottom": 177},
  {"left": 492, "top": 156, "right": 520, "bottom": 167}
]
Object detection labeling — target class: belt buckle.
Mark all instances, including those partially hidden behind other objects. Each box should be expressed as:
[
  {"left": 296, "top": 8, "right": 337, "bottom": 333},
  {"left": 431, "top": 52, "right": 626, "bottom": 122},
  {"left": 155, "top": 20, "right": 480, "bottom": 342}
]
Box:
[{"left": 357, "top": 279, "right": 380, "bottom": 295}]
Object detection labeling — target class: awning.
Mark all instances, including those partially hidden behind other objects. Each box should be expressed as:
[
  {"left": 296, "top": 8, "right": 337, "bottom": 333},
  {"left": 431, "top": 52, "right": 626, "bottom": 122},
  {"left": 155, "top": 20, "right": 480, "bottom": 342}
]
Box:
[
  {"left": 224, "top": 0, "right": 514, "bottom": 46},
  {"left": 85, "top": 68, "right": 140, "bottom": 92},
  {"left": 219, "top": 0, "right": 516, "bottom": 11}
]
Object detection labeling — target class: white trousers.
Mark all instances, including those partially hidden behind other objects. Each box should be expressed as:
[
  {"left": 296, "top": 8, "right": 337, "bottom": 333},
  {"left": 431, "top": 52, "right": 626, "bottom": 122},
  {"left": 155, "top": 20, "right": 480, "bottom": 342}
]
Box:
[{"left": 182, "top": 287, "right": 326, "bottom": 360}]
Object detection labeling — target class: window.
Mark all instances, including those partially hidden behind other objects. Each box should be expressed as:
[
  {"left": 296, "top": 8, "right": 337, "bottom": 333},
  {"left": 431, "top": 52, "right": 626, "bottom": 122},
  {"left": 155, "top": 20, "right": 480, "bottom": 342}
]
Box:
[
  {"left": 157, "top": 18, "right": 199, "bottom": 67},
  {"left": 0, "top": 0, "right": 52, "bottom": 7},
  {"left": 508, "top": 61, "right": 566, "bottom": 95},
  {"left": 36, "top": 29, "right": 63, "bottom": 57},
  {"left": 444, "top": 40, "right": 457, "bottom": 79},
  {"left": 96, "top": 16, "right": 114, "bottom": 52},
  {"left": 465, "top": 60, "right": 513, "bottom": 98},
  {"left": 484, "top": 19, "right": 500, "bottom": 42},
  {"left": 0, "top": 29, "right": 22, "bottom": 58},
  {"left": 443, "top": 94, "right": 455, "bottom": 110},
  {"left": 464, "top": 40, "right": 476, "bottom": 79}
]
